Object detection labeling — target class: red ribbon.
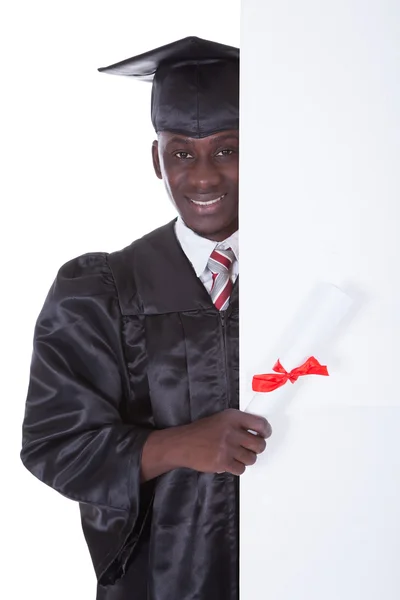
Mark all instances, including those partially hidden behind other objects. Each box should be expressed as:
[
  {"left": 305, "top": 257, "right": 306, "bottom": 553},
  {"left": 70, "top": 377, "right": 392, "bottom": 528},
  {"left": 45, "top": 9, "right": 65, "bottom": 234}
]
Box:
[{"left": 252, "top": 356, "right": 329, "bottom": 393}]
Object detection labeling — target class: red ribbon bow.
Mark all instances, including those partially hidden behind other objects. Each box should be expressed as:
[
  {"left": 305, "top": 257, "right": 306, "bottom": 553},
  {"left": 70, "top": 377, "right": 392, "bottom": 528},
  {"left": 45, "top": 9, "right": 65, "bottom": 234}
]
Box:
[{"left": 252, "top": 356, "right": 329, "bottom": 393}]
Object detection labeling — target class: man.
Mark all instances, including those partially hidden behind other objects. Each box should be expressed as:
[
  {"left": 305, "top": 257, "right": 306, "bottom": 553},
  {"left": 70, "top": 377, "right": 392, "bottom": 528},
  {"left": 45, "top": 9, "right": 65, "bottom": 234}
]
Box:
[{"left": 21, "top": 37, "right": 271, "bottom": 600}]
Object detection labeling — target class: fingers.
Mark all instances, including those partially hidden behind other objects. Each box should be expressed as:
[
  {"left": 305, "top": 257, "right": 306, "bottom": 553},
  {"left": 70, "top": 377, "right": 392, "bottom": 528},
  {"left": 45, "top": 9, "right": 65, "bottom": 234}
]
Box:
[
  {"left": 226, "top": 447, "right": 258, "bottom": 475},
  {"left": 226, "top": 459, "right": 246, "bottom": 476},
  {"left": 239, "top": 412, "right": 272, "bottom": 439},
  {"left": 234, "top": 446, "right": 258, "bottom": 467},
  {"left": 214, "top": 410, "right": 272, "bottom": 476},
  {"left": 237, "top": 430, "right": 267, "bottom": 454}
]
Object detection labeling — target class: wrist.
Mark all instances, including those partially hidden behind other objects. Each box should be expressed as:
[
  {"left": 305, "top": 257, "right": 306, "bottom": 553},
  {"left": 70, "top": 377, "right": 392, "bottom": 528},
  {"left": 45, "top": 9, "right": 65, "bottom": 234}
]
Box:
[
  {"left": 158, "top": 424, "right": 192, "bottom": 470},
  {"left": 141, "top": 424, "right": 192, "bottom": 481}
]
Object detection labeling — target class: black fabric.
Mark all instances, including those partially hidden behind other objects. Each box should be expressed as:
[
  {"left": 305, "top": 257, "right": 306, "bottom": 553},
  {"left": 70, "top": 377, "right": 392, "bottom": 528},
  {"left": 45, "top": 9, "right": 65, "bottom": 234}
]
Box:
[
  {"left": 98, "top": 36, "right": 239, "bottom": 138},
  {"left": 21, "top": 219, "right": 239, "bottom": 600}
]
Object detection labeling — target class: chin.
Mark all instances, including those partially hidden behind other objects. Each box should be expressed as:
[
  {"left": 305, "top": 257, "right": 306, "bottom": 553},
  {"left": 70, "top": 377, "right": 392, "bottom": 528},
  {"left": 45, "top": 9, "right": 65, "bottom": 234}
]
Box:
[{"left": 188, "top": 217, "right": 238, "bottom": 241}]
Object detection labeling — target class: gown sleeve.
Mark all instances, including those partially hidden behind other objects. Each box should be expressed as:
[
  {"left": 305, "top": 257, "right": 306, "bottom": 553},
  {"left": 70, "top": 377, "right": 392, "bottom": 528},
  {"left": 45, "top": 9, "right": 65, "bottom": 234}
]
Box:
[{"left": 20, "top": 252, "right": 154, "bottom": 585}]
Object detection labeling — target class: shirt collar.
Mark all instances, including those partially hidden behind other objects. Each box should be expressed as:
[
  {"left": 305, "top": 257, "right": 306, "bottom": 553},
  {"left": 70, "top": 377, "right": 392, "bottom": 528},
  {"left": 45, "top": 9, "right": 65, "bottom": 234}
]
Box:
[{"left": 175, "top": 217, "right": 239, "bottom": 277}]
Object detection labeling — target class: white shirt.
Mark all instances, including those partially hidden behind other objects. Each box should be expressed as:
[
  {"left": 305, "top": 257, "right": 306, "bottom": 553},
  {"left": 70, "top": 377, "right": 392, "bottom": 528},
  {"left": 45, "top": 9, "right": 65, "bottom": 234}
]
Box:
[{"left": 175, "top": 217, "right": 239, "bottom": 293}]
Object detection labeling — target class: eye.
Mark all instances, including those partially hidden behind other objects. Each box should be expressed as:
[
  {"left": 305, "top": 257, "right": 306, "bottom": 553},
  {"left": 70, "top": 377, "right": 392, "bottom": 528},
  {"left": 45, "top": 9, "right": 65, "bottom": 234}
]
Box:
[
  {"left": 174, "top": 151, "right": 194, "bottom": 159},
  {"left": 216, "top": 148, "right": 235, "bottom": 157}
]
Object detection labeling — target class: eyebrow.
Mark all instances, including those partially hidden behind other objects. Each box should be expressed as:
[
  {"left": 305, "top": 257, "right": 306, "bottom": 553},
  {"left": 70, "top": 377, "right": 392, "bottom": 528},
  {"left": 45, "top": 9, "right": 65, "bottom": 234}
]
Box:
[
  {"left": 165, "top": 132, "right": 239, "bottom": 146},
  {"left": 166, "top": 136, "right": 192, "bottom": 146},
  {"left": 214, "top": 133, "right": 240, "bottom": 143}
]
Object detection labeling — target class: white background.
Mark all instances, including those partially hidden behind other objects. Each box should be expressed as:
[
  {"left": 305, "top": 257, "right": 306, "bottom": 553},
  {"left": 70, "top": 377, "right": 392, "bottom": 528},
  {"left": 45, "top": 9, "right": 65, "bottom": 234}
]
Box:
[
  {"left": 1, "top": 2, "right": 239, "bottom": 598},
  {"left": 240, "top": 1, "right": 400, "bottom": 599},
  {"left": 3, "top": 2, "right": 399, "bottom": 599}
]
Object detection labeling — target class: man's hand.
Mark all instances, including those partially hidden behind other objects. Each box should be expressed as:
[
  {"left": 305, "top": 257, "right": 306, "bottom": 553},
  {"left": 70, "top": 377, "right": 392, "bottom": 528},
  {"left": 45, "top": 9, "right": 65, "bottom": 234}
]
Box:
[
  {"left": 141, "top": 409, "right": 271, "bottom": 481},
  {"left": 180, "top": 409, "right": 271, "bottom": 475}
]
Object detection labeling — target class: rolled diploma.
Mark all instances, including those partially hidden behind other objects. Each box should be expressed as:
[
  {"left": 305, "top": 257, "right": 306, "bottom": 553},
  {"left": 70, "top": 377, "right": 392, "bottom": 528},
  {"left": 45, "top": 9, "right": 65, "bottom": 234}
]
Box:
[{"left": 245, "top": 282, "right": 354, "bottom": 418}]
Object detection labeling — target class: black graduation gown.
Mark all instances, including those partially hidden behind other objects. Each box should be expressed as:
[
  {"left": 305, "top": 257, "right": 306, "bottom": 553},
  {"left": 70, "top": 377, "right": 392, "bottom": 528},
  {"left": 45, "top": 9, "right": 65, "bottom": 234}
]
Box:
[{"left": 21, "top": 219, "right": 239, "bottom": 600}]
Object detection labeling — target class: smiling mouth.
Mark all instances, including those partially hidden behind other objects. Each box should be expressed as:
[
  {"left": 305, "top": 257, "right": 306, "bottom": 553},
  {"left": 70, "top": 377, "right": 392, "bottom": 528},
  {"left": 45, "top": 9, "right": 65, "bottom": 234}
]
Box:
[{"left": 189, "top": 194, "right": 226, "bottom": 206}]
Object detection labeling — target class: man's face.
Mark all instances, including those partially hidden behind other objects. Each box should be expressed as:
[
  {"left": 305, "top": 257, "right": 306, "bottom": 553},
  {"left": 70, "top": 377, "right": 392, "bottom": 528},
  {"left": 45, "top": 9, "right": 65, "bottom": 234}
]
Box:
[{"left": 152, "top": 129, "right": 239, "bottom": 241}]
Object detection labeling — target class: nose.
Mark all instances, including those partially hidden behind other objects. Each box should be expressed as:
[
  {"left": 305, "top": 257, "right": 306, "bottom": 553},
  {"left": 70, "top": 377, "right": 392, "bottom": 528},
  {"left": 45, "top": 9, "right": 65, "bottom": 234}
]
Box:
[{"left": 187, "top": 156, "right": 223, "bottom": 192}]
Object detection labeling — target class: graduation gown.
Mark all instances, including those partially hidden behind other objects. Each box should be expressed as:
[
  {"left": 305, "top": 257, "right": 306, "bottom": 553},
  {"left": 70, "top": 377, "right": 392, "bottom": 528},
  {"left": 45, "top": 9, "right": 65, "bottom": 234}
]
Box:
[{"left": 21, "top": 219, "right": 239, "bottom": 600}]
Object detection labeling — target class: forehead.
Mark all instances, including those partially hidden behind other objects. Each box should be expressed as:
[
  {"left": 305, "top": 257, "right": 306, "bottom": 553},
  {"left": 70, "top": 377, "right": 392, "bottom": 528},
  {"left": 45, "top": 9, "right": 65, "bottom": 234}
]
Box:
[{"left": 158, "top": 129, "right": 239, "bottom": 147}]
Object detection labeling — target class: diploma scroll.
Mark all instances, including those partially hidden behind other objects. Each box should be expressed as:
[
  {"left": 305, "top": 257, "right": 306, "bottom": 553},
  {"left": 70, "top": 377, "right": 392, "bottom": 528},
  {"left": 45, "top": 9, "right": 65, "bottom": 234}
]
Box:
[{"left": 246, "top": 282, "right": 354, "bottom": 418}]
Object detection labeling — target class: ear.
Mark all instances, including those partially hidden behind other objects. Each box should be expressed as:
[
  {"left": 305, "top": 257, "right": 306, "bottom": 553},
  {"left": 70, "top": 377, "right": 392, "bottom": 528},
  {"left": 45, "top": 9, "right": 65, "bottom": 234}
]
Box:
[{"left": 152, "top": 140, "right": 162, "bottom": 180}]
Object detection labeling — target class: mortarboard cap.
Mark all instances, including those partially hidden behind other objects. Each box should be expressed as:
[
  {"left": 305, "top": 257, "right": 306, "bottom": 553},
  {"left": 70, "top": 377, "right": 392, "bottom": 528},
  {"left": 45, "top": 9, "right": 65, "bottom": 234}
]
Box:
[{"left": 98, "top": 36, "right": 239, "bottom": 138}]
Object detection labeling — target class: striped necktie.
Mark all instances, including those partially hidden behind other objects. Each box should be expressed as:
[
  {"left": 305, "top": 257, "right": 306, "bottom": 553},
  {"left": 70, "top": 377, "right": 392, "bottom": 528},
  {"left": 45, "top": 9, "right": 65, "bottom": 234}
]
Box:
[{"left": 207, "top": 247, "right": 235, "bottom": 311}]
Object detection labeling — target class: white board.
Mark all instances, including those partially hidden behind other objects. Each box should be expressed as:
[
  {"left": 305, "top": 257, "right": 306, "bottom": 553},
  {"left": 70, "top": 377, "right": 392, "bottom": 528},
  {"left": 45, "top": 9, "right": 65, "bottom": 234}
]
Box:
[{"left": 240, "top": 1, "right": 400, "bottom": 598}]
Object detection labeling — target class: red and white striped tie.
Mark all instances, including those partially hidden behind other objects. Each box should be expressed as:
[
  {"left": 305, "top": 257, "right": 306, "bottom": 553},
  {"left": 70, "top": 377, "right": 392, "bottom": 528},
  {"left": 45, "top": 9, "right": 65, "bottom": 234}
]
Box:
[{"left": 208, "top": 247, "right": 235, "bottom": 311}]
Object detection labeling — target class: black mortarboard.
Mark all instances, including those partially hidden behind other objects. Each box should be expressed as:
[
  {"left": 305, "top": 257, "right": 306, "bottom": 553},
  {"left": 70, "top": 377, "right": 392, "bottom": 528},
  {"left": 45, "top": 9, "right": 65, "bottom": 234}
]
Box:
[{"left": 98, "top": 36, "right": 239, "bottom": 138}]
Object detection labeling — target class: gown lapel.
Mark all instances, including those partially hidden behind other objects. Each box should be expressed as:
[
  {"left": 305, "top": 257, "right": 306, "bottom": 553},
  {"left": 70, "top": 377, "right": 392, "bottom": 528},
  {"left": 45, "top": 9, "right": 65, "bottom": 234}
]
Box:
[{"left": 109, "top": 219, "right": 239, "bottom": 317}]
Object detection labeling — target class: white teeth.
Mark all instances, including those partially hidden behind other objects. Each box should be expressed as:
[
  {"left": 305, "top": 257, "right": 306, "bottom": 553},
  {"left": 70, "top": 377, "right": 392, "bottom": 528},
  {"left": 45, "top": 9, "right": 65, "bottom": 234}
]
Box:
[{"left": 190, "top": 195, "right": 224, "bottom": 206}]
